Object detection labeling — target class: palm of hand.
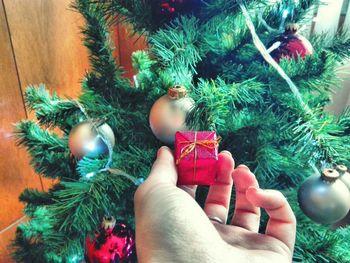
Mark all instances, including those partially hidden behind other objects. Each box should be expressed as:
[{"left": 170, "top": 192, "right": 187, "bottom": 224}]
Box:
[
  {"left": 134, "top": 147, "right": 296, "bottom": 263},
  {"left": 214, "top": 223, "right": 291, "bottom": 263}
]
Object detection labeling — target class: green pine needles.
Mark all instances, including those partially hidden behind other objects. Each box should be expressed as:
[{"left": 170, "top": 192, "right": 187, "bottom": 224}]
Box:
[{"left": 12, "top": 0, "right": 350, "bottom": 262}]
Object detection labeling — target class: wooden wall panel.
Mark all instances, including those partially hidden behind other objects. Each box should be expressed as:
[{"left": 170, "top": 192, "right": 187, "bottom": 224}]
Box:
[
  {"left": 3, "top": 0, "right": 90, "bottom": 190},
  {"left": 3, "top": 0, "right": 89, "bottom": 98},
  {"left": 0, "top": 0, "right": 42, "bottom": 260},
  {"left": 0, "top": 220, "right": 24, "bottom": 262},
  {"left": 117, "top": 24, "right": 148, "bottom": 81},
  {"left": 0, "top": 0, "right": 90, "bottom": 259}
]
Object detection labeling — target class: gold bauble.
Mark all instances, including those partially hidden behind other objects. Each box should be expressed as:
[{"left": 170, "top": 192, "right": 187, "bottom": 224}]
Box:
[{"left": 149, "top": 86, "right": 194, "bottom": 144}]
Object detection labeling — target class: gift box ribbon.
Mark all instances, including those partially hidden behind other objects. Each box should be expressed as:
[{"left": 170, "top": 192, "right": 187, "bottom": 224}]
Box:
[{"left": 176, "top": 132, "right": 221, "bottom": 184}]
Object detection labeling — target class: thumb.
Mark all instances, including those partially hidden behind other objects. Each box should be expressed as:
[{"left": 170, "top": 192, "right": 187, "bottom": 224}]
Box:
[{"left": 146, "top": 146, "right": 178, "bottom": 186}]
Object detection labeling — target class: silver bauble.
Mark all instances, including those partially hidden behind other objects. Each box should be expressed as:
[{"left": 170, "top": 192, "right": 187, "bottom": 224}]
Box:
[
  {"left": 332, "top": 165, "right": 350, "bottom": 228},
  {"left": 68, "top": 120, "right": 115, "bottom": 159},
  {"left": 332, "top": 212, "right": 350, "bottom": 229},
  {"left": 149, "top": 86, "right": 194, "bottom": 144},
  {"left": 336, "top": 165, "right": 350, "bottom": 191},
  {"left": 298, "top": 168, "right": 350, "bottom": 224}
]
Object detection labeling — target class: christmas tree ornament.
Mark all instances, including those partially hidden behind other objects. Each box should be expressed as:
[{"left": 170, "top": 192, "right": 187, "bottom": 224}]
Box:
[
  {"left": 332, "top": 165, "right": 350, "bottom": 228},
  {"left": 298, "top": 168, "right": 350, "bottom": 224},
  {"left": 153, "top": 0, "right": 201, "bottom": 23},
  {"left": 175, "top": 131, "right": 221, "bottom": 185},
  {"left": 332, "top": 211, "right": 350, "bottom": 229},
  {"left": 336, "top": 165, "right": 350, "bottom": 191},
  {"left": 149, "top": 85, "right": 194, "bottom": 144},
  {"left": 86, "top": 215, "right": 135, "bottom": 263},
  {"left": 267, "top": 23, "right": 313, "bottom": 62},
  {"left": 68, "top": 120, "right": 115, "bottom": 159}
]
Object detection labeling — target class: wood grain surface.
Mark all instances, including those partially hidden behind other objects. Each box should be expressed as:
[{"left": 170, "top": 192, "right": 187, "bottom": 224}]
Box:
[
  {"left": 0, "top": 0, "right": 90, "bottom": 259},
  {"left": 0, "top": 0, "right": 44, "bottom": 231},
  {"left": 116, "top": 24, "right": 148, "bottom": 81},
  {"left": 3, "top": 0, "right": 89, "bottom": 98},
  {"left": 0, "top": 0, "right": 42, "bottom": 260},
  {"left": 3, "top": 0, "right": 90, "bottom": 191}
]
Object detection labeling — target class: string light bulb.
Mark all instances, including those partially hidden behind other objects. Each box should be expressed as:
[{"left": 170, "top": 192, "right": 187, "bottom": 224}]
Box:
[{"left": 282, "top": 9, "right": 289, "bottom": 18}]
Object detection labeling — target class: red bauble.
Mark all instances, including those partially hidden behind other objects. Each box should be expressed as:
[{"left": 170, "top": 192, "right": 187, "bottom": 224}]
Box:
[
  {"left": 86, "top": 216, "right": 135, "bottom": 263},
  {"left": 154, "top": 0, "right": 201, "bottom": 21},
  {"left": 267, "top": 23, "right": 313, "bottom": 62}
]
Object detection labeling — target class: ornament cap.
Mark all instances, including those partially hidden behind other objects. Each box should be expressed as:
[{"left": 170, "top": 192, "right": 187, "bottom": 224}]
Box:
[
  {"left": 168, "top": 85, "right": 188, "bottom": 100},
  {"left": 94, "top": 117, "right": 108, "bottom": 128},
  {"left": 335, "top": 165, "right": 348, "bottom": 175},
  {"left": 285, "top": 23, "right": 299, "bottom": 34},
  {"left": 101, "top": 215, "right": 116, "bottom": 231},
  {"left": 321, "top": 168, "right": 340, "bottom": 182}
]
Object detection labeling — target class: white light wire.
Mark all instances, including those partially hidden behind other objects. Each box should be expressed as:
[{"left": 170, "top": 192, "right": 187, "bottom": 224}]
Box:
[{"left": 237, "top": 0, "right": 312, "bottom": 115}]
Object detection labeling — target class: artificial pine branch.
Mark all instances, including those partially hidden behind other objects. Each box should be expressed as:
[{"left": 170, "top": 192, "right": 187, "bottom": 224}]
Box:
[
  {"left": 11, "top": 207, "right": 61, "bottom": 263},
  {"left": 187, "top": 78, "right": 264, "bottom": 130},
  {"left": 149, "top": 16, "right": 201, "bottom": 85},
  {"left": 50, "top": 174, "right": 124, "bottom": 234},
  {"left": 325, "top": 32, "right": 350, "bottom": 61},
  {"left": 98, "top": 0, "right": 155, "bottom": 33},
  {"left": 24, "top": 85, "right": 82, "bottom": 132},
  {"left": 201, "top": 9, "right": 253, "bottom": 57},
  {"left": 15, "top": 120, "right": 74, "bottom": 179},
  {"left": 72, "top": 0, "right": 131, "bottom": 105},
  {"left": 19, "top": 189, "right": 54, "bottom": 207}
]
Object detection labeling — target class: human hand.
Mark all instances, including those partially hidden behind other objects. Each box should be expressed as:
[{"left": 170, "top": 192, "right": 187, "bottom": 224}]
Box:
[{"left": 134, "top": 146, "right": 296, "bottom": 263}]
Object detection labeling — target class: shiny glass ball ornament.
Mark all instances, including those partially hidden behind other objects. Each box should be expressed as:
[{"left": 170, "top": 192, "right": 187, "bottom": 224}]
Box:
[
  {"left": 149, "top": 86, "right": 194, "bottom": 144},
  {"left": 298, "top": 168, "right": 350, "bottom": 224},
  {"left": 267, "top": 23, "right": 313, "bottom": 62},
  {"left": 153, "top": 0, "right": 201, "bottom": 25},
  {"left": 86, "top": 216, "right": 135, "bottom": 263},
  {"left": 68, "top": 120, "right": 115, "bottom": 159},
  {"left": 332, "top": 165, "right": 350, "bottom": 228},
  {"left": 336, "top": 165, "right": 350, "bottom": 191}
]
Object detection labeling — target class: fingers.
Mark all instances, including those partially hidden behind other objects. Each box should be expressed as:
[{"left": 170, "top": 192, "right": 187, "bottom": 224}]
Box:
[
  {"left": 146, "top": 146, "right": 178, "bottom": 186},
  {"left": 134, "top": 146, "right": 178, "bottom": 208},
  {"left": 178, "top": 185, "right": 198, "bottom": 198},
  {"left": 246, "top": 187, "right": 296, "bottom": 254},
  {"left": 231, "top": 165, "right": 260, "bottom": 232},
  {"left": 204, "top": 151, "right": 234, "bottom": 224}
]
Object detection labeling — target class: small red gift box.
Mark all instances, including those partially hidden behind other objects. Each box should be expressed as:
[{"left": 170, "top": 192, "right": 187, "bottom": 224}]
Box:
[{"left": 175, "top": 131, "right": 220, "bottom": 185}]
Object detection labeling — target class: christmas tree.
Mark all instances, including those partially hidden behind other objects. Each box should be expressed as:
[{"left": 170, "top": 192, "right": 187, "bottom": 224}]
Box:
[{"left": 12, "top": 0, "right": 350, "bottom": 262}]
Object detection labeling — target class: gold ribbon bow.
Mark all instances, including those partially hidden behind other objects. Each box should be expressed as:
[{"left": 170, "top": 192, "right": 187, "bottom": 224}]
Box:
[{"left": 176, "top": 133, "right": 221, "bottom": 165}]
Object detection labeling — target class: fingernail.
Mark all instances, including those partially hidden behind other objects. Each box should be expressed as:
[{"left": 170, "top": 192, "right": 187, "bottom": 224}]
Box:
[
  {"left": 221, "top": 150, "right": 232, "bottom": 157},
  {"left": 237, "top": 164, "right": 250, "bottom": 171},
  {"left": 247, "top": 186, "right": 257, "bottom": 191},
  {"left": 247, "top": 186, "right": 261, "bottom": 193},
  {"left": 157, "top": 147, "right": 162, "bottom": 157},
  {"left": 157, "top": 146, "right": 168, "bottom": 157}
]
